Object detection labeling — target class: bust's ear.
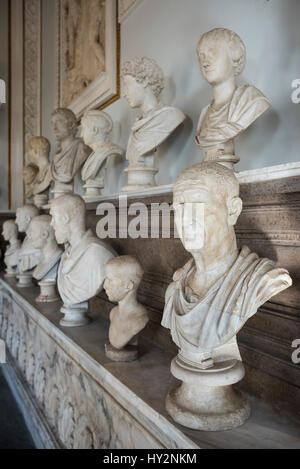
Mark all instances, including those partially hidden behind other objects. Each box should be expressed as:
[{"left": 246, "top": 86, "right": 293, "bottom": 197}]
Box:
[
  {"left": 25, "top": 215, "right": 31, "bottom": 224},
  {"left": 62, "top": 213, "right": 69, "bottom": 224},
  {"left": 227, "top": 196, "right": 243, "bottom": 226},
  {"left": 126, "top": 280, "right": 134, "bottom": 292}
]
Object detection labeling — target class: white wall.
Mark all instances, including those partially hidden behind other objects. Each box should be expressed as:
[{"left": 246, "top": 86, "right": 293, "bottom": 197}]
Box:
[{"left": 42, "top": 0, "right": 300, "bottom": 196}]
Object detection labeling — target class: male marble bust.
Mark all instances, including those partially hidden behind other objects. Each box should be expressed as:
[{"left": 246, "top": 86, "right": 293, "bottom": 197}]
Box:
[
  {"left": 16, "top": 204, "right": 41, "bottom": 272},
  {"left": 104, "top": 256, "right": 149, "bottom": 362},
  {"left": 50, "top": 108, "right": 92, "bottom": 197},
  {"left": 81, "top": 110, "right": 123, "bottom": 199},
  {"left": 28, "top": 136, "right": 52, "bottom": 207},
  {"left": 161, "top": 162, "right": 292, "bottom": 431},
  {"left": 2, "top": 220, "right": 21, "bottom": 277},
  {"left": 121, "top": 57, "right": 186, "bottom": 191},
  {"left": 50, "top": 194, "right": 116, "bottom": 326},
  {"left": 27, "top": 215, "right": 62, "bottom": 303},
  {"left": 195, "top": 28, "right": 270, "bottom": 167}
]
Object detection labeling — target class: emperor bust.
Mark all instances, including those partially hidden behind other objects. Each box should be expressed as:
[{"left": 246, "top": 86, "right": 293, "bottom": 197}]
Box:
[
  {"left": 50, "top": 108, "right": 92, "bottom": 197},
  {"left": 195, "top": 28, "right": 270, "bottom": 167},
  {"left": 162, "top": 162, "right": 292, "bottom": 431},
  {"left": 121, "top": 57, "right": 186, "bottom": 191}
]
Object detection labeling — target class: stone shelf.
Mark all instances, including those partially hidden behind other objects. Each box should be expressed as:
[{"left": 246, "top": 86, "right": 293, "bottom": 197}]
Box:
[{"left": 0, "top": 276, "right": 300, "bottom": 449}]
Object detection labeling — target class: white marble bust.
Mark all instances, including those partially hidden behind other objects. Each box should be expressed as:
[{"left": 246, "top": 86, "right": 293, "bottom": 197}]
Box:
[
  {"left": 27, "top": 215, "right": 62, "bottom": 303},
  {"left": 16, "top": 205, "right": 41, "bottom": 287},
  {"left": 50, "top": 194, "right": 116, "bottom": 327},
  {"left": 50, "top": 108, "right": 92, "bottom": 197},
  {"left": 23, "top": 163, "right": 39, "bottom": 202},
  {"left": 81, "top": 110, "right": 123, "bottom": 200},
  {"left": 2, "top": 220, "right": 21, "bottom": 277},
  {"left": 162, "top": 162, "right": 292, "bottom": 431},
  {"left": 196, "top": 28, "right": 270, "bottom": 167},
  {"left": 28, "top": 136, "right": 52, "bottom": 207},
  {"left": 121, "top": 57, "right": 186, "bottom": 191},
  {"left": 104, "top": 256, "right": 149, "bottom": 362}
]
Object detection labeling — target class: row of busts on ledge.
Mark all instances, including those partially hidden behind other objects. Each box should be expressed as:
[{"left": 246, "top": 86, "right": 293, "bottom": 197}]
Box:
[
  {"left": 3, "top": 28, "right": 293, "bottom": 433},
  {"left": 24, "top": 28, "right": 271, "bottom": 206}
]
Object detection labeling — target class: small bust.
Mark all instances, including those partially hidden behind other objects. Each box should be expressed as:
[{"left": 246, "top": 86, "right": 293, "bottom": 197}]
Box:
[
  {"left": 104, "top": 255, "right": 149, "bottom": 361},
  {"left": 27, "top": 215, "right": 62, "bottom": 302},
  {"left": 28, "top": 136, "right": 52, "bottom": 199},
  {"left": 195, "top": 28, "right": 270, "bottom": 166},
  {"left": 50, "top": 108, "right": 91, "bottom": 195},
  {"left": 50, "top": 194, "right": 116, "bottom": 326},
  {"left": 2, "top": 220, "right": 21, "bottom": 276},
  {"left": 81, "top": 110, "right": 123, "bottom": 197},
  {"left": 16, "top": 204, "right": 41, "bottom": 273},
  {"left": 23, "top": 163, "right": 39, "bottom": 200},
  {"left": 121, "top": 57, "right": 186, "bottom": 168},
  {"left": 162, "top": 162, "right": 292, "bottom": 367}
]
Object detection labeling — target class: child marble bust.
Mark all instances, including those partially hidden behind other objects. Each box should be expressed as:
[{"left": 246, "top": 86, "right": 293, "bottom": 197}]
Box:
[
  {"left": 196, "top": 28, "right": 270, "bottom": 167},
  {"left": 2, "top": 220, "right": 21, "bottom": 278},
  {"left": 27, "top": 215, "right": 62, "bottom": 303},
  {"left": 121, "top": 57, "right": 186, "bottom": 191},
  {"left": 104, "top": 256, "right": 149, "bottom": 362},
  {"left": 50, "top": 194, "right": 116, "bottom": 327},
  {"left": 81, "top": 110, "right": 123, "bottom": 200}
]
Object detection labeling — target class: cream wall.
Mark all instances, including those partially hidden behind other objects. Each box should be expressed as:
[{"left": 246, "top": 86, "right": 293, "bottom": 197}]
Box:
[
  {"left": 0, "top": 0, "right": 9, "bottom": 210},
  {"left": 41, "top": 0, "right": 300, "bottom": 196}
]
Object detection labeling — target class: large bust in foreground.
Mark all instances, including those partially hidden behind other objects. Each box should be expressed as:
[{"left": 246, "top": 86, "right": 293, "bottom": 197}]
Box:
[{"left": 195, "top": 28, "right": 270, "bottom": 166}]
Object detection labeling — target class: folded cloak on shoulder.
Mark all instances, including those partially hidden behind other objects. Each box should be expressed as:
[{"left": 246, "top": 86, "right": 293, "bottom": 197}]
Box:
[
  {"left": 162, "top": 246, "right": 291, "bottom": 353},
  {"left": 51, "top": 138, "right": 91, "bottom": 184}
]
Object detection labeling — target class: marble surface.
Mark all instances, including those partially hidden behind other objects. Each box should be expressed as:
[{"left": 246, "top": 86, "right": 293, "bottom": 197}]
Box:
[{"left": 0, "top": 276, "right": 299, "bottom": 449}]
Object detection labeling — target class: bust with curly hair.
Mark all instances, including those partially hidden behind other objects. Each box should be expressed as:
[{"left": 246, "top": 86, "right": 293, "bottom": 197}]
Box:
[
  {"left": 121, "top": 57, "right": 185, "bottom": 192},
  {"left": 196, "top": 28, "right": 270, "bottom": 167}
]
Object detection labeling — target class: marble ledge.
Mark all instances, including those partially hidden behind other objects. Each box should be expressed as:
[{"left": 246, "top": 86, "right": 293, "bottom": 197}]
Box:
[{"left": 1, "top": 276, "right": 300, "bottom": 449}]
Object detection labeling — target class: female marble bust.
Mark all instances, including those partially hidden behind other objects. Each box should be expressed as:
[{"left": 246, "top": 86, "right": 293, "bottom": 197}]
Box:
[
  {"left": 121, "top": 57, "right": 185, "bottom": 191},
  {"left": 27, "top": 215, "right": 63, "bottom": 303},
  {"left": 2, "top": 220, "right": 21, "bottom": 277},
  {"left": 28, "top": 136, "right": 52, "bottom": 207},
  {"left": 50, "top": 194, "right": 116, "bottom": 327},
  {"left": 161, "top": 162, "right": 292, "bottom": 431},
  {"left": 50, "top": 108, "right": 91, "bottom": 197},
  {"left": 81, "top": 110, "right": 123, "bottom": 199},
  {"left": 104, "top": 256, "right": 149, "bottom": 362},
  {"left": 196, "top": 28, "right": 270, "bottom": 167}
]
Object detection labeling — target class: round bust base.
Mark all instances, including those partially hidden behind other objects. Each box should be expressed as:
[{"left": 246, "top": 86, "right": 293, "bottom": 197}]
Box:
[
  {"left": 105, "top": 342, "right": 138, "bottom": 362},
  {"left": 122, "top": 166, "right": 158, "bottom": 192},
  {"left": 33, "top": 194, "right": 48, "bottom": 208},
  {"left": 166, "top": 383, "right": 250, "bottom": 432},
  {"left": 60, "top": 304, "right": 91, "bottom": 328},
  {"left": 4, "top": 270, "right": 17, "bottom": 279},
  {"left": 36, "top": 281, "right": 60, "bottom": 303},
  {"left": 17, "top": 273, "right": 33, "bottom": 288},
  {"left": 166, "top": 357, "right": 250, "bottom": 431}
]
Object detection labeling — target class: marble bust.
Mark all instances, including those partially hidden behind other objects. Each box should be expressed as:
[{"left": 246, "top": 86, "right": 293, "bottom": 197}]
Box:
[
  {"left": 28, "top": 136, "right": 52, "bottom": 207},
  {"left": 121, "top": 57, "right": 186, "bottom": 191},
  {"left": 2, "top": 220, "right": 21, "bottom": 278},
  {"left": 50, "top": 108, "right": 92, "bottom": 198},
  {"left": 16, "top": 204, "right": 41, "bottom": 287},
  {"left": 23, "top": 163, "right": 38, "bottom": 202},
  {"left": 50, "top": 194, "right": 116, "bottom": 327},
  {"left": 196, "top": 28, "right": 270, "bottom": 167},
  {"left": 27, "top": 215, "right": 62, "bottom": 303},
  {"left": 81, "top": 110, "right": 123, "bottom": 200},
  {"left": 162, "top": 162, "right": 292, "bottom": 431},
  {"left": 104, "top": 256, "right": 149, "bottom": 362}
]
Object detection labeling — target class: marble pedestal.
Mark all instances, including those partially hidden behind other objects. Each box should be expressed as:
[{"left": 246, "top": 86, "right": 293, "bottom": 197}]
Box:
[
  {"left": 122, "top": 166, "right": 158, "bottom": 192},
  {"left": 17, "top": 272, "right": 34, "bottom": 288},
  {"left": 4, "top": 267, "right": 17, "bottom": 278},
  {"left": 33, "top": 194, "right": 49, "bottom": 209},
  {"left": 60, "top": 302, "right": 91, "bottom": 327},
  {"left": 166, "top": 357, "right": 250, "bottom": 431},
  {"left": 36, "top": 280, "right": 59, "bottom": 303},
  {"left": 52, "top": 182, "right": 73, "bottom": 199},
  {"left": 105, "top": 342, "right": 139, "bottom": 362},
  {"left": 83, "top": 178, "right": 104, "bottom": 201}
]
